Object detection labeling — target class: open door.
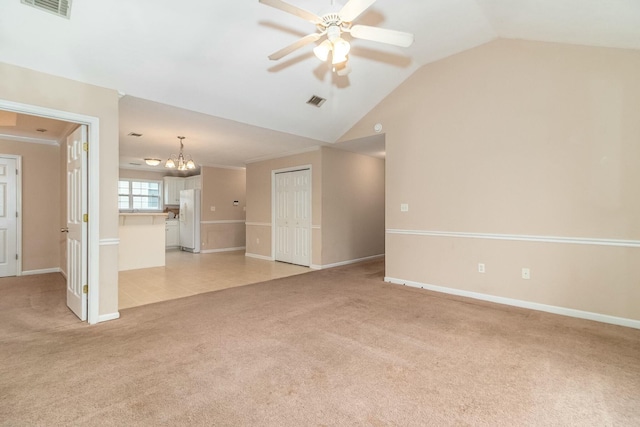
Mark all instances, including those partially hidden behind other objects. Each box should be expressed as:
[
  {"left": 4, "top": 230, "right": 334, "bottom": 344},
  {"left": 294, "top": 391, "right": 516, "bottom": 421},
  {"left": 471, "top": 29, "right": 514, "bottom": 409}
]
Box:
[{"left": 65, "top": 125, "right": 88, "bottom": 320}]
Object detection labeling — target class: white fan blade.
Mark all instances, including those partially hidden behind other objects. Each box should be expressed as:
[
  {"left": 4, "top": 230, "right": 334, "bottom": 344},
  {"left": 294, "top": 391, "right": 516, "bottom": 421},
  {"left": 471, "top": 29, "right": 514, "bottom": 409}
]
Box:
[
  {"left": 268, "top": 33, "right": 322, "bottom": 60},
  {"left": 350, "top": 25, "right": 414, "bottom": 47},
  {"left": 339, "top": 0, "right": 376, "bottom": 22},
  {"left": 259, "top": 0, "right": 320, "bottom": 23}
]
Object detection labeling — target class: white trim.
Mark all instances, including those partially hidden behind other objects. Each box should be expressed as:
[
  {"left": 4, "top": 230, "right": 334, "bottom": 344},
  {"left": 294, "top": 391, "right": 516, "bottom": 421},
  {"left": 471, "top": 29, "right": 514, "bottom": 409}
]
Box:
[
  {"left": 386, "top": 229, "right": 640, "bottom": 248},
  {"left": 311, "top": 225, "right": 321, "bottom": 230},
  {"left": 246, "top": 222, "right": 271, "bottom": 227},
  {"left": 22, "top": 267, "right": 61, "bottom": 276},
  {"left": 311, "top": 254, "right": 384, "bottom": 270},
  {"left": 200, "top": 220, "right": 245, "bottom": 225},
  {"left": 197, "top": 163, "right": 245, "bottom": 171},
  {"left": 0, "top": 133, "right": 60, "bottom": 146},
  {"left": 99, "top": 238, "right": 120, "bottom": 246},
  {"left": 0, "top": 99, "right": 101, "bottom": 325},
  {"left": 98, "top": 312, "right": 120, "bottom": 322},
  {"left": 272, "top": 164, "right": 313, "bottom": 175},
  {"left": 384, "top": 277, "right": 640, "bottom": 330},
  {"left": 245, "top": 252, "right": 274, "bottom": 261},
  {"left": 245, "top": 146, "right": 320, "bottom": 164},
  {"left": 15, "top": 156, "right": 22, "bottom": 277},
  {"left": 201, "top": 246, "right": 246, "bottom": 254},
  {"left": 60, "top": 269, "right": 67, "bottom": 279}
]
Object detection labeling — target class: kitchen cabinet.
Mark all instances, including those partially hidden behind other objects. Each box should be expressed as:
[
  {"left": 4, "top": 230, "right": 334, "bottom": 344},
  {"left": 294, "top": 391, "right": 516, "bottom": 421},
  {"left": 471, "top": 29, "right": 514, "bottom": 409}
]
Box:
[
  {"left": 165, "top": 219, "right": 180, "bottom": 248},
  {"left": 184, "top": 175, "right": 201, "bottom": 190},
  {"left": 163, "top": 177, "right": 185, "bottom": 205}
]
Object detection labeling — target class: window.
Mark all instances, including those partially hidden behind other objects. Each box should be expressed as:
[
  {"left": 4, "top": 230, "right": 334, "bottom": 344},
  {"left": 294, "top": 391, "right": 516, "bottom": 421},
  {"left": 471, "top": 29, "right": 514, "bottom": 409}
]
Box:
[{"left": 118, "top": 179, "right": 162, "bottom": 211}]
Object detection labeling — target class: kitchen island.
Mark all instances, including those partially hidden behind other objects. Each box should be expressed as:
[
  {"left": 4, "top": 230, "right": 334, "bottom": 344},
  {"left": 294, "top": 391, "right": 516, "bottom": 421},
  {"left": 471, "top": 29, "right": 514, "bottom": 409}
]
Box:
[{"left": 119, "top": 213, "right": 167, "bottom": 271}]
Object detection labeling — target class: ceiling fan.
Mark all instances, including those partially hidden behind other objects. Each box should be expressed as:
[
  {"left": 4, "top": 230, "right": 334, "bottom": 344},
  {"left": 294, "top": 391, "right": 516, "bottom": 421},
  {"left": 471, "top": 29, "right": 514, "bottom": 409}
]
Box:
[{"left": 259, "top": 0, "right": 414, "bottom": 75}]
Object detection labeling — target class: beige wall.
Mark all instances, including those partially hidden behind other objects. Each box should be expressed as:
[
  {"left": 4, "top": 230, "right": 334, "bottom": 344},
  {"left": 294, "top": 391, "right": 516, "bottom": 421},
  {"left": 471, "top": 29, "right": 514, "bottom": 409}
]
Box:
[
  {"left": 0, "top": 139, "right": 60, "bottom": 272},
  {"left": 200, "top": 166, "right": 246, "bottom": 251},
  {"left": 245, "top": 149, "right": 322, "bottom": 262},
  {"left": 59, "top": 134, "right": 67, "bottom": 275},
  {"left": 245, "top": 147, "right": 385, "bottom": 267},
  {"left": 340, "top": 39, "right": 640, "bottom": 321},
  {"left": 118, "top": 168, "right": 166, "bottom": 181},
  {"left": 1, "top": 62, "right": 120, "bottom": 318},
  {"left": 321, "top": 147, "right": 385, "bottom": 265}
]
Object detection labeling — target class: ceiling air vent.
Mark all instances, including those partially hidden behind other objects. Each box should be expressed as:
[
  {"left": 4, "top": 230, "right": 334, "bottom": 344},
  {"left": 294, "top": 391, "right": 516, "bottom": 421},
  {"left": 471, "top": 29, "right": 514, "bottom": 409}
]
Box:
[
  {"left": 306, "top": 95, "right": 326, "bottom": 108},
  {"left": 21, "top": 0, "right": 72, "bottom": 19}
]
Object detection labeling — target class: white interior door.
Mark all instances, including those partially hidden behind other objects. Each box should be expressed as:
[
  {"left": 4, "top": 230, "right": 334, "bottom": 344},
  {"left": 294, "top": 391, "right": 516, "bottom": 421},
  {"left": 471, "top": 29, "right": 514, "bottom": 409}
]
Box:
[
  {"left": 66, "top": 125, "right": 88, "bottom": 321},
  {"left": 0, "top": 157, "right": 18, "bottom": 277},
  {"left": 275, "top": 172, "right": 292, "bottom": 263},
  {"left": 274, "top": 169, "right": 310, "bottom": 266}
]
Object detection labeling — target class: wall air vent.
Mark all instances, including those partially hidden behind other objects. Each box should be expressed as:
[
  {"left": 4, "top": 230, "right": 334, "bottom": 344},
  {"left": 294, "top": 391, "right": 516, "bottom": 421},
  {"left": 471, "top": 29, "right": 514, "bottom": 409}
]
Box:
[
  {"left": 306, "top": 95, "right": 326, "bottom": 108},
  {"left": 21, "top": 0, "right": 72, "bottom": 18},
  {"left": 128, "top": 132, "right": 143, "bottom": 137}
]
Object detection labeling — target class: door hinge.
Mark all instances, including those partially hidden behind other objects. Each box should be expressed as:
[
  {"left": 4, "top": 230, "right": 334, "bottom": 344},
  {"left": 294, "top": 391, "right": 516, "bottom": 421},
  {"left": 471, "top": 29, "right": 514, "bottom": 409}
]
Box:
[
  {"left": 15, "top": 254, "right": 18, "bottom": 260},
  {"left": 83, "top": 214, "right": 88, "bottom": 223},
  {"left": 83, "top": 284, "right": 88, "bottom": 294},
  {"left": 15, "top": 169, "right": 18, "bottom": 175},
  {"left": 83, "top": 142, "right": 89, "bottom": 152},
  {"left": 16, "top": 211, "right": 18, "bottom": 218}
]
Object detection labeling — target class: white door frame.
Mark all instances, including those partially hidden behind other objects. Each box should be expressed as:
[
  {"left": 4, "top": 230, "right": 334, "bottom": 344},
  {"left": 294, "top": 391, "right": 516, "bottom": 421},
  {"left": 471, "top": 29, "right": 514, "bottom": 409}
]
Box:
[
  {"left": 0, "top": 155, "right": 22, "bottom": 276},
  {"left": 0, "top": 99, "right": 100, "bottom": 325},
  {"left": 271, "top": 164, "right": 312, "bottom": 265}
]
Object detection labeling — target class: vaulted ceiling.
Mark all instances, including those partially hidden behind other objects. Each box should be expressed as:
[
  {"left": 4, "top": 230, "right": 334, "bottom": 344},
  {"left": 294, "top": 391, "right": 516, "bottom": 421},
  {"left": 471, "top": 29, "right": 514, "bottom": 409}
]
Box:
[{"left": 1, "top": 0, "right": 639, "bottom": 169}]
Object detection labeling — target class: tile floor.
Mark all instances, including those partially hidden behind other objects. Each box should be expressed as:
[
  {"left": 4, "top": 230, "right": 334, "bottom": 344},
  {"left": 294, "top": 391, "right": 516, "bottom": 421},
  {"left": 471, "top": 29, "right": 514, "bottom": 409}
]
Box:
[{"left": 118, "top": 250, "right": 311, "bottom": 309}]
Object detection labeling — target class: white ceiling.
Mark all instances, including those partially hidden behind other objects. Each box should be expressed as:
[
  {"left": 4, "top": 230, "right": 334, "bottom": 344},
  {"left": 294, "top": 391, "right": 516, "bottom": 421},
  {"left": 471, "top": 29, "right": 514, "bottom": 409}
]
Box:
[{"left": 0, "top": 0, "right": 639, "bottom": 170}]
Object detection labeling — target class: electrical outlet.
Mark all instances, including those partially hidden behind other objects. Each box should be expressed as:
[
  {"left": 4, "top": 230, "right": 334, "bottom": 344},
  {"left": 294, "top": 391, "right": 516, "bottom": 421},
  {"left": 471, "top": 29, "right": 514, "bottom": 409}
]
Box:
[
  {"left": 256, "top": 238, "right": 260, "bottom": 244},
  {"left": 478, "top": 263, "right": 485, "bottom": 273},
  {"left": 210, "top": 206, "right": 215, "bottom": 212},
  {"left": 401, "top": 203, "right": 409, "bottom": 212},
  {"left": 522, "top": 268, "right": 531, "bottom": 280}
]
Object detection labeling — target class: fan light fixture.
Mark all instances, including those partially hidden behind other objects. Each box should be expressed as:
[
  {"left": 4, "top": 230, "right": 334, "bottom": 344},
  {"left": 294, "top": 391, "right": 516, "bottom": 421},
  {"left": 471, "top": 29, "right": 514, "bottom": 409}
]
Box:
[
  {"left": 144, "top": 158, "right": 162, "bottom": 166},
  {"left": 313, "top": 25, "right": 350, "bottom": 66},
  {"left": 260, "top": 0, "right": 414, "bottom": 76},
  {"left": 165, "top": 136, "right": 196, "bottom": 171}
]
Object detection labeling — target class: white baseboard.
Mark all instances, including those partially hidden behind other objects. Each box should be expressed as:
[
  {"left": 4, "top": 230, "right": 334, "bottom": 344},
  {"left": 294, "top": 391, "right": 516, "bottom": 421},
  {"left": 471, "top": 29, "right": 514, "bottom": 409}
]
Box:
[
  {"left": 97, "top": 312, "right": 120, "bottom": 323},
  {"left": 21, "top": 267, "right": 61, "bottom": 276},
  {"left": 201, "top": 246, "right": 246, "bottom": 254},
  {"left": 245, "top": 252, "right": 275, "bottom": 261},
  {"left": 385, "top": 276, "right": 640, "bottom": 330},
  {"left": 60, "top": 269, "right": 67, "bottom": 279},
  {"left": 311, "top": 254, "right": 385, "bottom": 270}
]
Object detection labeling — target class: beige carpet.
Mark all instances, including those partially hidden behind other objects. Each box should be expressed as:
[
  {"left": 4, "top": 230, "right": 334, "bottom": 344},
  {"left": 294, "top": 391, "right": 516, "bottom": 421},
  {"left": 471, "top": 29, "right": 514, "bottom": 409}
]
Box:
[{"left": 1, "top": 261, "right": 639, "bottom": 426}]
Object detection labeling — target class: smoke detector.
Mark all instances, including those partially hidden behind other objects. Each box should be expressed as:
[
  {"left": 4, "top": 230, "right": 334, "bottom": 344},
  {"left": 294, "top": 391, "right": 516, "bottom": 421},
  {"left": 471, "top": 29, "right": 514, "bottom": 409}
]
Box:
[{"left": 21, "top": 0, "right": 72, "bottom": 18}]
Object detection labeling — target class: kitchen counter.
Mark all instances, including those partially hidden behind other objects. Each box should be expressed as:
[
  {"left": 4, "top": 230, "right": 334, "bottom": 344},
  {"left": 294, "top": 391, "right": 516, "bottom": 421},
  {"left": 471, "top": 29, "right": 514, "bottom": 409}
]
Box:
[
  {"left": 118, "top": 212, "right": 167, "bottom": 271},
  {"left": 119, "top": 212, "right": 167, "bottom": 225}
]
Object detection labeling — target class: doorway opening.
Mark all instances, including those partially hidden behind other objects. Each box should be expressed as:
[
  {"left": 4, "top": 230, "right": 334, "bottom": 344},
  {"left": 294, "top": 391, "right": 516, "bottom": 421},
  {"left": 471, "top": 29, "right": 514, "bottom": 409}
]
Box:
[{"left": 0, "top": 99, "right": 100, "bottom": 324}]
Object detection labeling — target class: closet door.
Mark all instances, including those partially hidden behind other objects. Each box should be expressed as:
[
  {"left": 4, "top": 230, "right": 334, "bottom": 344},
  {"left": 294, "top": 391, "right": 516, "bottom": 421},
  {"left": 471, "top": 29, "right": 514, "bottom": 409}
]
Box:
[{"left": 274, "top": 169, "right": 310, "bottom": 266}]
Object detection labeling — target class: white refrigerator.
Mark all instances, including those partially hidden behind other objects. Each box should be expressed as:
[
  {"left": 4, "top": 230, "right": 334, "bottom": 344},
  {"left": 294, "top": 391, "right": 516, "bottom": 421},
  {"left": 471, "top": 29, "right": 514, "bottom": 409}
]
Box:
[{"left": 179, "top": 189, "right": 201, "bottom": 253}]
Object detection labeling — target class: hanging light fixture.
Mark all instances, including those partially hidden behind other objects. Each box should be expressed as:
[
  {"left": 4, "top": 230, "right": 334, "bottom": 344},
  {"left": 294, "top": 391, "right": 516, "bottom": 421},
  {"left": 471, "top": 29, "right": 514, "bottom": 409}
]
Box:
[
  {"left": 165, "top": 136, "right": 196, "bottom": 170},
  {"left": 313, "top": 25, "right": 351, "bottom": 74}
]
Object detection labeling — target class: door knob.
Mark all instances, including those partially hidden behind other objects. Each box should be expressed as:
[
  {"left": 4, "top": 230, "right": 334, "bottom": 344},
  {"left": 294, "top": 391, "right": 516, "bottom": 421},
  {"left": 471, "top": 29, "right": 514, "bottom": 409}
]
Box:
[{"left": 60, "top": 227, "right": 69, "bottom": 233}]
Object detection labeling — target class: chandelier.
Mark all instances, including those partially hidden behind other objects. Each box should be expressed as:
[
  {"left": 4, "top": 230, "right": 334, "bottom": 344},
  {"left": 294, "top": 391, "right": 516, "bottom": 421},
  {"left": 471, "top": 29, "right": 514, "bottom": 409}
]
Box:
[{"left": 165, "top": 136, "right": 196, "bottom": 170}]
